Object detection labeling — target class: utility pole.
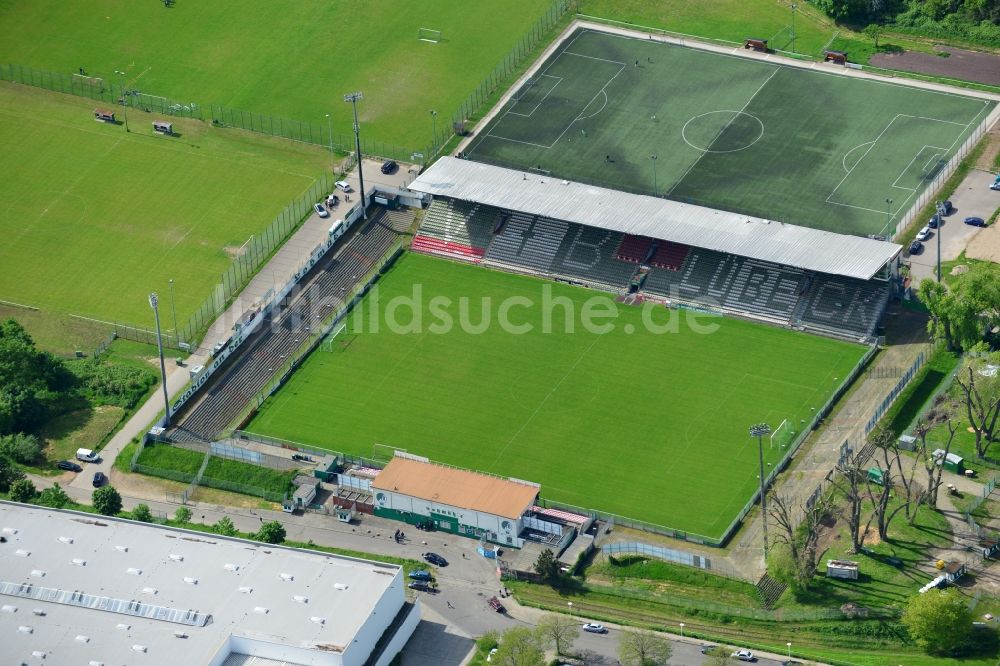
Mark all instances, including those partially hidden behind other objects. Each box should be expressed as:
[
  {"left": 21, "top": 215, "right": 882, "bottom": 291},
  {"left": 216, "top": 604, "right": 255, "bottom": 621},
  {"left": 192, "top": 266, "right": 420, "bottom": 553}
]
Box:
[
  {"left": 650, "top": 154, "right": 658, "bottom": 195},
  {"left": 344, "top": 92, "right": 367, "bottom": 217},
  {"left": 750, "top": 423, "right": 772, "bottom": 558},
  {"left": 325, "top": 113, "right": 335, "bottom": 174},
  {"left": 149, "top": 293, "right": 171, "bottom": 427},
  {"left": 114, "top": 69, "right": 130, "bottom": 132},
  {"left": 791, "top": 3, "right": 797, "bottom": 54}
]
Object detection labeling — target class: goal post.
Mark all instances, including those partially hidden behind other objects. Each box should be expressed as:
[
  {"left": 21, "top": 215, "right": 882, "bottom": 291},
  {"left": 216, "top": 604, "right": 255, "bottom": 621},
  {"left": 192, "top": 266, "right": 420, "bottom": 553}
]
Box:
[
  {"left": 770, "top": 418, "right": 789, "bottom": 449},
  {"left": 372, "top": 443, "right": 405, "bottom": 462},
  {"left": 418, "top": 27, "right": 442, "bottom": 43}
]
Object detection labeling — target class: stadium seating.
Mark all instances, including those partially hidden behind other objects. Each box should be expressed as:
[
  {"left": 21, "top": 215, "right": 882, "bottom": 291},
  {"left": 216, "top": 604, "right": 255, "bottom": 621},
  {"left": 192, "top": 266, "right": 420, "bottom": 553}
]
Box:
[
  {"left": 649, "top": 241, "right": 690, "bottom": 271},
  {"left": 414, "top": 198, "right": 495, "bottom": 262},
  {"left": 616, "top": 235, "right": 656, "bottom": 264},
  {"left": 548, "top": 224, "right": 637, "bottom": 291},
  {"left": 170, "top": 212, "right": 402, "bottom": 442},
  {"left": 641, "top": 249, "right": 806, "bottom": 323},
  {"left": 795, "top": 274, "right": 889, "bottom": 339},
  {"left": 484, "top": 212, "right": 570, "bottom": 273}
]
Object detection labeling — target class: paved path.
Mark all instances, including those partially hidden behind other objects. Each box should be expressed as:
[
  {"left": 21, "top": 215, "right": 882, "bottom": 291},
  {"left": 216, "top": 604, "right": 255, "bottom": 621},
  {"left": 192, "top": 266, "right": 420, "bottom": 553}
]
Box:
[{"left": 909, "top": 168, "right": 1000, "bottom": 283}]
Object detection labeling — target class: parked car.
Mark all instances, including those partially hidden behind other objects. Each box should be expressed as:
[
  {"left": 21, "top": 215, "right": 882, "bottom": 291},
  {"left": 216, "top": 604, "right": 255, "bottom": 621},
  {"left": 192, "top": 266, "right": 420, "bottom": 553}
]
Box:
[
  {"left": 927, "top": 213, "right": 940, "bottom": 228},
  {"left": 582, "top": 623, "right": 607, "bottom": 634},
  {"left": 941, "top": 200, "right": 953, "bottom": 215},
  {"left": 380, "top": 160, "right": 398, "bottom": 175},
  {"left": 408, "top": 570, "right": 432, "bottom": 581},
  {"left": 56, "top": 460, "right": 82, "bottom": 473},
  {"left": 335, "top": 180, "right": 353, "bottom": 193},
  {"left": 407, "top": 581, "right": 430, "bottom": 591},
  {"left": 732, "top": 650, "right": 757, "bottom": 662},
  {"left": 291, "top": 453, "right": 314, "bottom": 463},
  {"left": 908, "top": 240, "right": 924, "bottom": 255},
  {"left": 92, "top": 471, "right": 107, "bottom": 487},
  {"left": 488, "top": 596, "right": 506, "bottom": 613},
  {"left": 314, "top": 202, "right": 330, "bottom": 218},
  {"left": 915, "top": 226, "right": 932, "bottom": 241},
  {"left": 700, "top": 644, "right": 718, "bottom": 654},
  {"left": 423, "top": 552, "right": 448, "bottom": 567},
  {"left": 782, "top": 661, "right": 803, "bottom": 666},
  {"left": 964, "top": 216, "right": 987, "bottom": 227}
]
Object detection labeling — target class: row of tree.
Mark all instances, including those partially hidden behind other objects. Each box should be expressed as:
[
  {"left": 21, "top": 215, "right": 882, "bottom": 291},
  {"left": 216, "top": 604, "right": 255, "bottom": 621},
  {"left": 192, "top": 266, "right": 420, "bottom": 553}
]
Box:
[{"left": 812, "top": 0, "right": 1000, "bottom": 28}]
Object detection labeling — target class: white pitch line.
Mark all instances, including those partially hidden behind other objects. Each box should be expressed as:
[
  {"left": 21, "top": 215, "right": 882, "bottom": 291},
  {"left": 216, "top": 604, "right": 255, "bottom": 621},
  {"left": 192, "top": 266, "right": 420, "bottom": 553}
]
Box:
[
  {"left": 562, "top": 50, "right": 627, "bottom": 66},
  {"left": 668, "top": 67, "right": 779, "bottom": 195},
  {"left": 507, "top": 76, "right": 564, "bottom": 118},
  {"left": 825, "top": 114, "right": 900, "bottom": 203}
]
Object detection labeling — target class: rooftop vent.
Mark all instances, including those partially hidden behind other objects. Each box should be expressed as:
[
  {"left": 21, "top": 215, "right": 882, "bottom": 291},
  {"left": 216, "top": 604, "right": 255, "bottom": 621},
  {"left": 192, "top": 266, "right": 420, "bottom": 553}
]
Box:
[
  {"left": 115, "top": 545, "right": 128, "bottom": 553},
  {"left": 309, "top": 616, "right": 326, "bottom": 625},
  {"left": 58, "top": 536, "right": 74, "bottom": 545},
  {"left": 117, "top": 623, "right": 131, "bottom": 630},
  {"left": 71, "top": 558, "right": 86, "bottom": 566},
  {"left": 18, "top": 625, "right": 32, "bottom": 633},
  {"left": 237, "top": 586, "right": 253, "bottom": 594},
  {"left": 29, "top": 570, "right": 45, "bottom": 578},
  {"left": 333, "top": 583, "right": 348, "bottom": 590},
  {"left": 279, "top": 573, "right": 294, "bottom": 582},
  {"left": 1, "top": 605, "right": 16, "bottom": 613},
  {"left": 223, "top": 563, "right": 239, "bottom": 572},
  {"left": 126, "top": 568, "right": 142, "bottom": 576},
  {"left": 14, "top": 549, "right": 30, "bottom": 557},
  {"left": 182, "top": 577, "right": 198, "bottom": 585},
  {"left": 75, "top": 635, "right": 90, "bottom": 643},
  {"left": 293, "top": 595, "right": 309, "bottom": 604},
  {"left": 168, "top": 554, "right": 184, "bottom": 562},
  {"left": 31, "top": 650, "right": 46, "bottom": 658},
  {"left": 141, "top": 587, "right": 157, "bottom": 596},
  {"left": 89, "top": 661, "right": 105, "bottom": 666},
  {"left": 131, "top": 645, "right": 147, "bottom": 653},
  {"left": 253, "top": 606, "right": 268, "bottom": 615},
  {"left": 31, "top": 609, "right": 45, "bottom": 616},
  {"left": 1, "top": 527, "right": 16, "bottom": 534},
  {"left": 173, "top": 631, "right": 188, "bottom": 639}
]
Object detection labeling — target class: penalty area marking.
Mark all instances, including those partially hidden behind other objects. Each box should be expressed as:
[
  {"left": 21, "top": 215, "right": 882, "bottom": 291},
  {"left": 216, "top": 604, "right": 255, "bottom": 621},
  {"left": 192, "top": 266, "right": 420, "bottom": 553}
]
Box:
[
  {"left": 890, "top": 144, "right": 948, "bottom": 192},
  {"left": 506, "top": 75, "right": 564, "bottom": 118}
]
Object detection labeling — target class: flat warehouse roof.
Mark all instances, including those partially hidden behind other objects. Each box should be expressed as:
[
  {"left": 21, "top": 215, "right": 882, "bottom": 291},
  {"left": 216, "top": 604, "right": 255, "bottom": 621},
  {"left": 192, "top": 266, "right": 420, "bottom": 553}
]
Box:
[
  {"left": 0, "top": 503, "right": 403, "bottom": 665},
  {"left": 410, "top": 157, "right": 901, "bottom": 280},
  {"left": 373, "top": 457, "right": 539, "bottom": 519}
]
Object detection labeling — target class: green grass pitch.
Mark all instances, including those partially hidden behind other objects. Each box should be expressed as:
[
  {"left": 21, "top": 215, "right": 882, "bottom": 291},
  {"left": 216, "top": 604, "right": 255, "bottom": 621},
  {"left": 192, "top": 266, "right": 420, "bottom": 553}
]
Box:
[
  {"left": 0, "top": 0, "right": 555, "bottom": 151},
  {"left": 0, "top": 82, "right": 330, "bottom": 326},
  {"left": 465, "top": 28, "right": 995, "bottom": 237},
  {"left": 247, "top": 252, "right": 867, "bottom": 539}
]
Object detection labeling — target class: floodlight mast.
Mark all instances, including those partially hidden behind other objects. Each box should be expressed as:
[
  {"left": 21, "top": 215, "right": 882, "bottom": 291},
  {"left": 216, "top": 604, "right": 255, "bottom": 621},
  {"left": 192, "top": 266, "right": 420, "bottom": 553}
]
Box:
[
  {"left": 149, "top": 293, "right": 172, "bottom": 427},
  {"left": 750, "top": 422, "right": 772, "bottom": 557},
  {"left": 344, "top": 92, "right": 367, "bottom": 218},
  {"left": 114, "top": 69, "right": 130, "bottom": 132}
]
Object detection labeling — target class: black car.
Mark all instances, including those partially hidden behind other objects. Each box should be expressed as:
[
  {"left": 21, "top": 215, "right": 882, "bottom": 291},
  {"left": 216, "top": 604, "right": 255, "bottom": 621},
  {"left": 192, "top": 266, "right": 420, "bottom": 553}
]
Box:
[
  {"left": 964, "top": 216, "right": 987, "bottom": 227},
  {"left": 380, "top": 160, "right": 398, "bottom": 175},
  {"left": 92, "top": 471, "right": 107, "bottom": 487},
  {"left": 56, "top": 460, "right": 82, "bottom": 473},
  {"left": 423, "top": 552, "right": 448, "bottom": 567},
  {"left": 908, "top": 240, "right": 923, "bottom": 255},
  {"left": 407, "top": 581, "right": 430, "bottom": 591},
  {"left": 941, "top": 200, "right": 953, "bottom": 215},
  {"left": 927, "top": 213, "right": 940, "bottom": 229}
]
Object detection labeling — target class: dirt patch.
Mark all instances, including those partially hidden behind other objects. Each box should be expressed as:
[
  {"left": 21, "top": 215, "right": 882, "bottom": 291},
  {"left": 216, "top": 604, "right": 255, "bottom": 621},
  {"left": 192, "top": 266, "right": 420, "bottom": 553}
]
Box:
[
  {"left": 861, "top": 526, "right": 882, "bottom": 547},
  {"left": 965, "top": 223, "right": 1000, "bottom": 263},
  {"left": 870, "top": 46, "right": 1000, "bottom": 86},
  {"left": 223, "top": 245, "right": 245, "bottom": 259}
]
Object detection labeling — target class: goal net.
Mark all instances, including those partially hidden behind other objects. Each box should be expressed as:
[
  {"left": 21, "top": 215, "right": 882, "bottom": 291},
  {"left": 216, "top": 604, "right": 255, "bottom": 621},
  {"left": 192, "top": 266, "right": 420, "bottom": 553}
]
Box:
[
  {"left": 770, "top": 418, "right": 795, "bottom": 449},
  {"left": 72, "top": 73, "right": 105, "bottom": 95},
  {"left": 418, "top": 27, "right": 442, "bottom": 43}
]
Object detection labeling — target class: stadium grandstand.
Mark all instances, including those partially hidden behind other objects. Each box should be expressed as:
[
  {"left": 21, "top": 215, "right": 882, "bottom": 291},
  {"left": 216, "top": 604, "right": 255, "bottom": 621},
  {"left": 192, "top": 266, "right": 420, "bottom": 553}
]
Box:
[
  {"left": 408, "top": 157, "right": 901, "bottom": 341},
  {"left": 168, "top": 209, "right": 410, "bottom": 443}
]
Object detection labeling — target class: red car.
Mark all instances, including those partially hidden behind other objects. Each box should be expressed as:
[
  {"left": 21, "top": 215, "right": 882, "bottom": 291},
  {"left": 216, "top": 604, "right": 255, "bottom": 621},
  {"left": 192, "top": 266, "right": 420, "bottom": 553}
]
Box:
[{"left": 488, "top": 596, "right": 506, "bottom": 613}]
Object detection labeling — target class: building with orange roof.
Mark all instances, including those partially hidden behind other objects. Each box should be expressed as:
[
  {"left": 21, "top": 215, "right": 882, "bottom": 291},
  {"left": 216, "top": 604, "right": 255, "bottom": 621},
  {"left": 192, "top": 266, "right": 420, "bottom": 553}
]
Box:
[{"left": 371, "top": 454, "right": 540, "bottom": 548}]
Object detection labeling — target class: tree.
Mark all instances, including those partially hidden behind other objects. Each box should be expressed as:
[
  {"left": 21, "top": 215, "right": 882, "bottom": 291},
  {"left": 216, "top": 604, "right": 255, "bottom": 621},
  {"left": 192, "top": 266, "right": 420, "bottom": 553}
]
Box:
[
  {"left": 768, "top": 489, "right": 830, "bottom": 590},
  {"left": 254, "top": 520, "right": 286, "bottom": 544},
  {"left": 0, "top": 433, "right": 43, "bottom": 465},
  {"left": 537, "top": 613, "right": 579, "bottom": 656},
  {"left": 915, "top": 406, "right": 958, "bottom": 507},
  {"left": 92, "top": 485, "right": 122, "bottom": 516},
  {"left": 0, "top": 319, "right": 74, "bottom": 435},
  {"left": 8, "top": 478, "right": 36, "bottom": 503},
  {"left": 492, "top": 627, "right": 545, "bottom": 666},
  {"left": 0, "top": 457, "right": 25, "bottom": 493},
  {"left": 832, "top": 452, "right": 867, "bottom": 553},
  {"left": 214, "top": 516, "right": 238, "bottom": 536},
  {"left": 617, "top": 628, "right": 673, "bottom": 666},
  {"left": 533, "top": 548, "right": 560, "bottom": 584},
  {"left": 36, "top": 483, "right": 70, "bottom": 509},
  {"left": 863, "top": 23, "right": 883, "bottom": 48},
  {"left": 902, "top": 588, "right": 973, "bottom": 654},
  {"left": 954, "top": 354, "right": 1000, "bottom": 459},
  {"left": 174, "top": 506, "right": 192, "bottom": 523},
  {"left": 131, "top": 504, "right": 153, "bottom": 523}
]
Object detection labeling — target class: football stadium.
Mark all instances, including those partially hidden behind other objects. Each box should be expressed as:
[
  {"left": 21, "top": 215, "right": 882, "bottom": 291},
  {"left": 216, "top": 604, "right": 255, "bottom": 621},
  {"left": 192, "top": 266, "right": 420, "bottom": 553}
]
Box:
[{"left": 166, "top": 23, "right": 998, "bottom": 544}]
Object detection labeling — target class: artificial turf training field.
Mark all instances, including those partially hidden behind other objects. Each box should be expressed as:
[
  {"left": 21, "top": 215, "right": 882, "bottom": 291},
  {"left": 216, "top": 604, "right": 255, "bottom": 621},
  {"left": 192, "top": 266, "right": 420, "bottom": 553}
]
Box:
[
  {"left": 0, "top": 0, "right": 554, "bottom": 151},
  {"left": 465, "top": 28, "right": 996, "bottom": 237},
  {"left": 0, "top": 82, "right": 329, "bottom": 326},
  {"left": 248, "top": 252, "right": 867, "bottom": 539}
]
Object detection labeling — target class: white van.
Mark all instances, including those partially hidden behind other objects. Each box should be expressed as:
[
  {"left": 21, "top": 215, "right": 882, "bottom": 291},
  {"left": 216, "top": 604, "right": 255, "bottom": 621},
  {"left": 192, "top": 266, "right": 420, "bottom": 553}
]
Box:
[
  {"left": 335, "top": 180, "right": 353, "bottom": 193},
  {"left": 76, "top": 448, "right": 99, "bottom": 463}
]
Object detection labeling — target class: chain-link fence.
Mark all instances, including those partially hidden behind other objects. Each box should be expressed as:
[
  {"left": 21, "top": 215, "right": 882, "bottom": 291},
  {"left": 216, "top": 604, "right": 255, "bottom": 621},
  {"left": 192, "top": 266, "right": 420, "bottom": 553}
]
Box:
[{"left": 177, "top": 172, "right": 335, "bottom": 347}]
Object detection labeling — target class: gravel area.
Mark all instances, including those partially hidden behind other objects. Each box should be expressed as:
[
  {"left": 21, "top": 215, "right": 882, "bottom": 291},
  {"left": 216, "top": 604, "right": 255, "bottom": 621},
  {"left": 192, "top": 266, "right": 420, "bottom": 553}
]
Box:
[{"left": 870, "top": 46, "right": 1000, "bottom": 87}]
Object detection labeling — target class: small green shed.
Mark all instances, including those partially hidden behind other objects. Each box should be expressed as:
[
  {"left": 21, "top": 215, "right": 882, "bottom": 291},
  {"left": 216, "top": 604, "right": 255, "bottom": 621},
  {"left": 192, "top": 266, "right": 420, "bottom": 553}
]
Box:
[{"left": 932, "top": 449, "right": 964, "bottom": 474}]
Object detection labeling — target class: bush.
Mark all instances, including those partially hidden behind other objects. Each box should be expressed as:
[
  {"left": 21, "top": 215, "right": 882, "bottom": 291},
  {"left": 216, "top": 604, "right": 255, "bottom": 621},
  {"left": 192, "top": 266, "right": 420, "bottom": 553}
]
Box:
[
  {"left": 0, "top": 457, "right": 25, "bottom": 493},
  {"left": 255, "top": 520, "right": 286, "bottom": 544},
  {"left": 8, "top": 478, "right": 36, "bottom": 503},
  {"left": 174, "top": 506, "right": 192, "bottom": 523},
  {"left": 0, "top": 433, "right": 44, "bottom": 465},
  {"left": 214, "top": 516, "right": 238, "bottom": 536},
  {"left": 37, "top": 483, "right": 70, "bottom": 508},
  {"left": 131, "top": 504, "right": 154, "bottom": 523},
  {"left": 70, "top": 359, "right": 157, "bottom": 409},
  {"left": 92, "top": 485, "right": 122, "bottom": 516}
]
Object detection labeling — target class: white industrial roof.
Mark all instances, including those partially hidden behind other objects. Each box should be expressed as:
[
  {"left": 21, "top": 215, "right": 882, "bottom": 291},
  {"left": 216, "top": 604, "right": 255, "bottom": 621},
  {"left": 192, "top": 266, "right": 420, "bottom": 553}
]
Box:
[
  {"left": 410, "top": 157, "right": 901, "bottom": 280},
  {"left": 0, "top": 502, "right": 404, "bottom": 665}
]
